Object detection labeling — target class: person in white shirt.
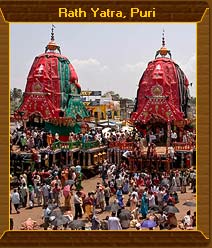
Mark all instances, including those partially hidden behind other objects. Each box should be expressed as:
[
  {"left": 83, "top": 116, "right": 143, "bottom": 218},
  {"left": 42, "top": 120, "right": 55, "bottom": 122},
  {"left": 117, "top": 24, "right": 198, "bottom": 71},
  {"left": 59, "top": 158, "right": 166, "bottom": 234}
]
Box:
[
  {"left": 182, "top": 133, "right": 188, "bottom": 143},
  {"left": 157, "top": 187, "right": 165, "bottom": 208},
  {"left": 107, "top": 169, "right": 113, "bottom": 186},
  {"left": 148, "top": 192, "right": 156, "bottom": 208},
  {"left": 183, "top": 210, "right": 193, "bottom": 229},
  {"left": 168, "top": 146, "right": 175, "bottom": 168},
  {"left": 108, "top": 212, "right": 122, "bottom": 230},
  {"left": 171, "top": 130, "right": 177, "bottom": 143},
  {"left": 74, "top": 191, "right": 83, "bottom": 220},
  {"left": 116, "top": 177, "right": 122, "bottom": 189},
  {"left": 11, "top": 189, "right": 20, "bottom": 214},
  {"left": 20, "top": 175, "right": 27, "bottom": 185},
  {"left": 122, "top": 150, "right": 131, "bottom": 165},
  {"left": 149, "top": 133, "right": 156, "bottom": 144},
  {"left": 151, "top": 185, "right": 159, "bottom": 194},
  {"left": 33, "top": 174, "right": 41, "bottom": 187},
  {"left": 168, "top": 146, "right": 175, "bottom": 159},
  {"left": 20, "top": 182, "right": 28, "bottom": 208},
  {"left": 131, "top": 189, "right": 139, "bottom": 200},
  {"left": 42, "top": 183, "right": 50, "bottom": 206}
]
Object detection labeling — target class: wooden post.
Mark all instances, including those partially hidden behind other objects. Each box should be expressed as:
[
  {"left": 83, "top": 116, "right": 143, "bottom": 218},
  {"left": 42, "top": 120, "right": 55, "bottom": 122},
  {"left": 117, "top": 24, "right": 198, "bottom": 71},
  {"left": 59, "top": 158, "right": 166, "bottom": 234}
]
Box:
[
  {"left": 24, "top": 120, "right": 27, "bottom": 130},
  {"left": 166, "top": 121, "right": 171, "bottom": 152},
  {"left": 88, "top": 153, "right": 91, "bottom": 166},
  {"left": 53, "top": 153, "right": 56, "bottom": 164},
  {"left": 117, "top": 149, "right": 120, "bottom": 166},
  {"left": 167, "top": 159, "right": 170, "bottom": 172},
  {"left": 181, "top": 153, "right": 184, "bottom": 169},
  {"left": 155, "top": 158, "right": 159, "bottom": 172},
  {"left": 109, "top": 149, "right": 113, "bottom": 163},
  {"left": 190, "top": 152, "right": 193, "bottom": 167},
  {"left": 113, "top": 149, "right": 116, "bottom": 164},
  {"left": 107, "top": 149, "right": 110, "bottom": 161},
  {"left": 83, "top": 152, "right": 86, "bottom": 168},
  {"left": 66, "top": 151, "right": 69, "bottom": 166},
  {"left": 140, "top": 158, "right": 143, "bottom": 171},
  {"left": 69, "top": 151, "right": 73, "bottom": 166},
  {"left": 129, "top": 158, "right": 133, "bottom": 173},
  {"left": 78, "top": 152, "right": 80, "bottom": 163},
  {"left": 98, "top": 152, "right": 102, "bottom": 164}
]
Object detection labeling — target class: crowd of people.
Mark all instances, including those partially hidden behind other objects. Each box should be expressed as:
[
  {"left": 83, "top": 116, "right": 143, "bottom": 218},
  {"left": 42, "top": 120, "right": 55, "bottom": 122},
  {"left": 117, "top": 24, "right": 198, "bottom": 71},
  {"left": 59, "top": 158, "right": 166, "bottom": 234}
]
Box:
[
  {"left": 10, "top": 157, "right": 196, "bottom": 230},
  {"left": 11, "top": 121, "right": 196, "bottom": 152},
  {"left": 10, "top": 123, "right": 145, "bottom": 153},
  {"left": 10, "top": 122, "right": 196, "bottom": 231}
]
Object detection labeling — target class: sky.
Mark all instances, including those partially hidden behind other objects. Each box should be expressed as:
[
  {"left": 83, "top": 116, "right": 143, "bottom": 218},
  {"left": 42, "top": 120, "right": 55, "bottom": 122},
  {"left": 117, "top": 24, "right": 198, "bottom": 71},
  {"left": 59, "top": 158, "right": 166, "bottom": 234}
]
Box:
[{"left": 10, "top": 23, "right": 196, "bottom": 99}]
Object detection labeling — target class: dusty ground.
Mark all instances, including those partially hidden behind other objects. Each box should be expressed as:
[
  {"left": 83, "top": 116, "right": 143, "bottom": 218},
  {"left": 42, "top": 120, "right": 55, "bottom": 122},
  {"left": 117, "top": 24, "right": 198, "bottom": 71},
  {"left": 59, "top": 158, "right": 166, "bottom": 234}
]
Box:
[{"left": 11, "top": 174, "right": 196, "bottom": 231}]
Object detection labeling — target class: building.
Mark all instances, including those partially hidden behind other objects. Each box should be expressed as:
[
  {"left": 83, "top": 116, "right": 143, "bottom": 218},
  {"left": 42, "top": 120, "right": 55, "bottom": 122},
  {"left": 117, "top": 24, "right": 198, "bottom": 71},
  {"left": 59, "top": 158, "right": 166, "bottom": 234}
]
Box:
[
  {"left": 120, "top": 98, "right": 135, "bottom": 120},
  {"left": 81, "top": 91, "right": 120, "bottom": 122}
]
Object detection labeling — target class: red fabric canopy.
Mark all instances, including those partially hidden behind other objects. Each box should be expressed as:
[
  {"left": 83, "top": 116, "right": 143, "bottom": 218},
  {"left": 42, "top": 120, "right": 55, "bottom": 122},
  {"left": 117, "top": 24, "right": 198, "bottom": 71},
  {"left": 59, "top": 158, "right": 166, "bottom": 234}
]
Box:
[
  {"left": 15, "top": 52, "right": 79, "bottom": 120},
  {"left": 15, "top": 94, "right": 58, "bottom": 120},
  {"left": 131, "top": 57, "right": 188, "bottom": 124}
]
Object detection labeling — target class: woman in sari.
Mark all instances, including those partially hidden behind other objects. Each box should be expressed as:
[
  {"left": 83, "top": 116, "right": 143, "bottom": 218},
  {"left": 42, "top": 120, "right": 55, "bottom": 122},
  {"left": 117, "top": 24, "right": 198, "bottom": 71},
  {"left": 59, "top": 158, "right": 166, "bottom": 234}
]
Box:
[
  {"left": 83, "top": 192, "right": 94, "bottom": 220},
  {"left": 130, "top": 194, "right": 138, "bottom": 211},
  {"left": 63, "top": 184, "right": 72, "bottom": 210},
  {"left": 116, "top": 186, "right": 124, "bottom": 208},
  {"left": 140, "top": 188, "right": 148, "bottom": 219}
]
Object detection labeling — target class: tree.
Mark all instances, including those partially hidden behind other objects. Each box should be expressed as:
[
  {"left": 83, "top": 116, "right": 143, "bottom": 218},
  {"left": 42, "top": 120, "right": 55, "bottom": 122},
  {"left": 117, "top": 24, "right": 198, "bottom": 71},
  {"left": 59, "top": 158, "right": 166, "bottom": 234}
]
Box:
[
  {"left": 189, "top": 97, "right": 196, "bottom": 105},
  {"left": 10, "top": 88, "right": 23, "bottom": 113}
]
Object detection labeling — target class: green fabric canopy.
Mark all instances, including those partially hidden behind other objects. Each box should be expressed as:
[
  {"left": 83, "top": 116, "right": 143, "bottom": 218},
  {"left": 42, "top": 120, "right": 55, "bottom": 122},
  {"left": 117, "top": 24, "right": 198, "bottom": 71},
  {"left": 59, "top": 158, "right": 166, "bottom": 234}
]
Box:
[
  {"left": 65, "top": 96, "right": 89, "bottom": 119},
  {"left": 45, "top": 122, "right": 82, "bottom": 135}
]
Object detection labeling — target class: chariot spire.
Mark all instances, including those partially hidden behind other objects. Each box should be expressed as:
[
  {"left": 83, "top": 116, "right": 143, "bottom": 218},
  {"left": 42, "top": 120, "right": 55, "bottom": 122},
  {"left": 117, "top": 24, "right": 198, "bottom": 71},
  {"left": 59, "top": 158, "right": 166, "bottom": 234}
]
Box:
[
  {"left": 45, "top": 24, "right": 61, "bottom": 53},
  {"left": 155, "top": 29, "right": 171, "bottom": 59}
]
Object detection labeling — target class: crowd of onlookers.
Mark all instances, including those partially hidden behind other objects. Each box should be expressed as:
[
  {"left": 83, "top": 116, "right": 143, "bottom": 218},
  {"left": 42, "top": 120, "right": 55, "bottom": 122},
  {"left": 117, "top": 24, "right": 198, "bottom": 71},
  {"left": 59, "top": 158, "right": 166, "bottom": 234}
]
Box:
[
  {"left": 10, "top": 123, "right": 196, "bottom": 230},
  {"left": 10, "top": 123, "right": 141, "bottom": 152},
  {"left": 11, "top": 121, "right": 196, "bottom": 152},
  {"left": 10, "top": 156, "right": 196, "bottom": 230}
]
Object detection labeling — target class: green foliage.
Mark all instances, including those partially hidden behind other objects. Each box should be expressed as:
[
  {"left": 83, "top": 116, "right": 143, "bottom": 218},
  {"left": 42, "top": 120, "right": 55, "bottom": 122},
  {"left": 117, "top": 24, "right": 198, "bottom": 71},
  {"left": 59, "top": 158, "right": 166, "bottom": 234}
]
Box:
[
  {"left": 189, "top": 97, "right": 196, "bottom": 105},
  {"left": 10, "top": 88, "right": 23, "bottom": 113}
]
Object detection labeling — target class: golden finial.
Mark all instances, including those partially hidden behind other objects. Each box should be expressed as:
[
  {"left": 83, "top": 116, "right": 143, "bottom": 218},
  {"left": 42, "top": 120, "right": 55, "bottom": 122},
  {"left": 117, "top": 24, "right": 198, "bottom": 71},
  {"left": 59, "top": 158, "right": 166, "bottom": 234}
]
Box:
[
  {"left": 45, "top": 25, "right": 61, "bottom": 54},
  {"left": 155, "top": 29, "right": 171, "bottom": 59}
]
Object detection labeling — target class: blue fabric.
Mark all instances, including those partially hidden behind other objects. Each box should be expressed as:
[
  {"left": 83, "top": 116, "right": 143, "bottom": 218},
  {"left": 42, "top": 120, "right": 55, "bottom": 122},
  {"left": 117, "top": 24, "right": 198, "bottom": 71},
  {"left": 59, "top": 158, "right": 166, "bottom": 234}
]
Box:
[{"left": 140, "top": 192, "right": 148, "bottom": 217}]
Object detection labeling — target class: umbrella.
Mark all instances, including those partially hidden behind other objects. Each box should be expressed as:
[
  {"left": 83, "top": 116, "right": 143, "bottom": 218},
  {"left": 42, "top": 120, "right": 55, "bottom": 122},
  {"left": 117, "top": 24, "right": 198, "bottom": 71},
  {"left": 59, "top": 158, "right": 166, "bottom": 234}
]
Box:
[
  {"left": 105, "top": 205, "right": 111, "bottom": 211},
  {"left": 101, "top": 122, "right": 116, "bottom": 127},
  {"left": 65, "top": 179, "right": 75, "bottom": 186},
  {"left": 47, "top": 203, "right": 57, "bottom": 211},
  {"left": 121, "top": 126, "right": 133, "bottom": 132},
  {"left": 161, "top": 178, "right": 170, "bottom": 186},
  {"left": 141, "top": 172, "right": 148, "bottom": 177},
  {"left": 183, "top": 201, "right": 196, "bottom": 207},
  {"left": 163, "top": 205, "right": 179, "bottom": 214},
  {"left": 102, "top": 127, "right": 111, "bottom": 134},
  {"left": 50, "top": 209, "right": 69, "bottom": 227},
  {"left": 110, "top": 202, "right": 120, "bottom": 213},
  {"left": 141, "top": 220, "right": 157, "bottom": 228},
  {"left": 118, "top": 209, "right": 131, "bottom": 221},
  {"left": 68, "top": 220, "right": 86, "bottom": 230},
  {"left": 148, "top": 205, "right": 161, "bottom": 212},
  {"left": 51, "top": 215, "right": 68, "bottom": 227}
]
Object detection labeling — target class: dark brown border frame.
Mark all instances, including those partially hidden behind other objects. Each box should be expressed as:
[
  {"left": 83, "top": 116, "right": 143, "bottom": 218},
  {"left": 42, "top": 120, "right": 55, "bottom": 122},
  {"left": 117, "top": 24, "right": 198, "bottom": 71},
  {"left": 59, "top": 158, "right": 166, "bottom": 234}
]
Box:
[{"left": 0, "top": 1, "right": 210, "bottom": 247}]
